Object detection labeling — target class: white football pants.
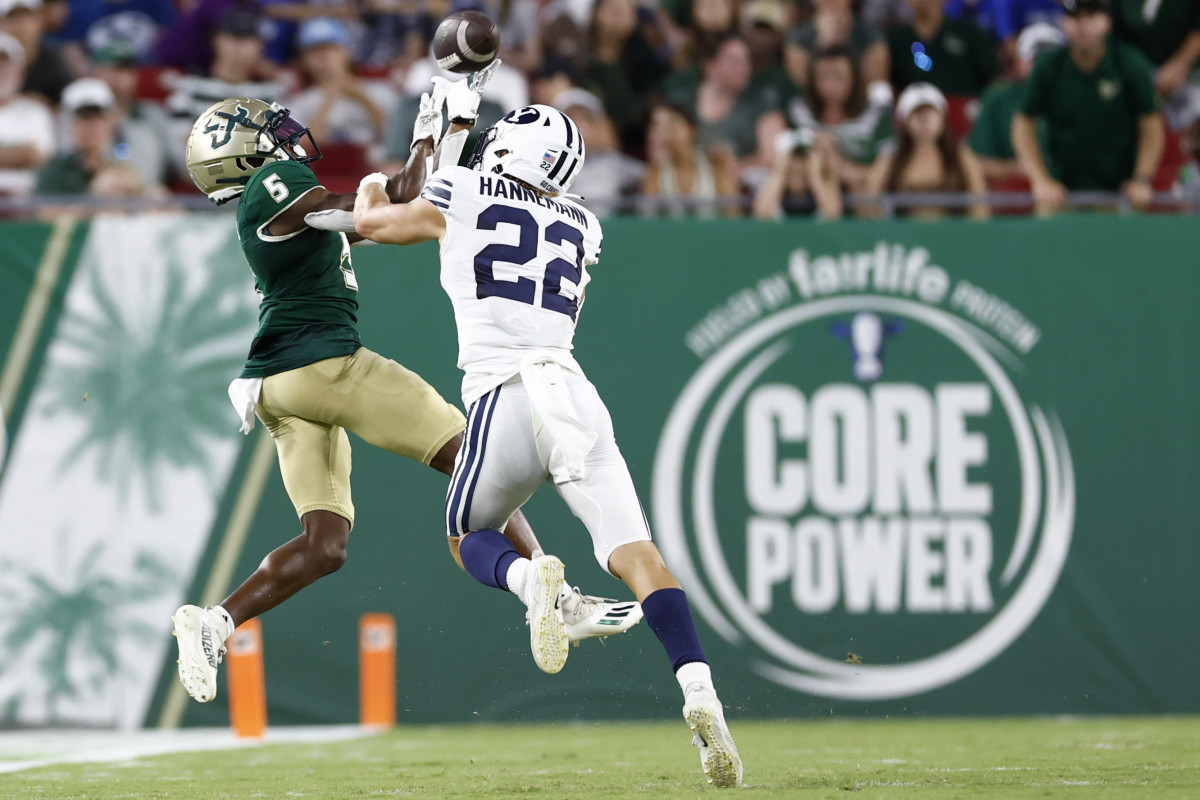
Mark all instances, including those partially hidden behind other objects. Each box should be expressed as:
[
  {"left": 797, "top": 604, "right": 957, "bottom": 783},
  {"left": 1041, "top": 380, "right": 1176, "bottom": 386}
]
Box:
[{"left": 445, "top": 372, "right": 653, "bottom": 573}]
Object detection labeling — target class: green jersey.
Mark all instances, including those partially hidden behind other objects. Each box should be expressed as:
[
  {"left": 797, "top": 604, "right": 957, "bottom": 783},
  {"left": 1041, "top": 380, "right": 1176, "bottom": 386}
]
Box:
[
  {"left": 235, "top": 159, "right": 361, "bottom": 378},
  {"left": 1022, "top": 41, "right": 1159, "bottom": 190},
  {"left": 888, "top": 18, "right": 1002, "bottom": 96},
  {"left": 969, "top": 79, "right": 1050, "bottom": 162},
  {"left": 1112, "top": 0, "right": 1200, "bottom": 66},
  {"left": 34, "top": 153, "right": 94, "bottom": 196}
]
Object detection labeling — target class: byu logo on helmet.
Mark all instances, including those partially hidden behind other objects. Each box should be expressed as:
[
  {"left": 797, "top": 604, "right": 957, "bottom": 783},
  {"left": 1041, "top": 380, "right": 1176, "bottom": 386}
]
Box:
[
  {"left": 653, "top": 244, "right": 1075, "bottom": 700},
  {"left": 469, "top": 104, "right": 586, "bottom": 195},
  {"left": 505, "top": 106, "right": 542, "bottom": 125}
]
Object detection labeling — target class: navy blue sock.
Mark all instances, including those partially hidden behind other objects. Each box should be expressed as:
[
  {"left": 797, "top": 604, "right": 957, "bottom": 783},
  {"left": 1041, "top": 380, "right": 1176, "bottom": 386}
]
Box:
[
  {"left": 641, "top": 588, "right": 707, "bottom": 671},
  {"left": 458, "top": 529, "right": 521, "bottom": 591}
]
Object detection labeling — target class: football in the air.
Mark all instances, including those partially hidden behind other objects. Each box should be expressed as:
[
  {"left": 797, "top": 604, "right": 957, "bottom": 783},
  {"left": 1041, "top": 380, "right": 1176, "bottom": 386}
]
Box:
[{"left": 432, "top": 11, "right": 500, "bottom": 74}]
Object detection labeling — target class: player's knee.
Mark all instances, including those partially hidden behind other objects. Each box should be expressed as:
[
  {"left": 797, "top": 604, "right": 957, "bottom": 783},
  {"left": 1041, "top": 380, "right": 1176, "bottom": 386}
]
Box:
[
  {"left": 302, "top": 511, "right": 351, "bottom": 575},
  {"left": 313, "top": 539, "right": 348, "bottom": 575},
  {"left": 607, "top": 540, "right": 663, "bottom": 577}
]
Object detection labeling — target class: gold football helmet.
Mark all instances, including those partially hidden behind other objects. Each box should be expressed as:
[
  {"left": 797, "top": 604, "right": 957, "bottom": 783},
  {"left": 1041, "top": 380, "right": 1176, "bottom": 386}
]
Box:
[{"left": 184, "top": 98, "right": 321, "bottom": 204}]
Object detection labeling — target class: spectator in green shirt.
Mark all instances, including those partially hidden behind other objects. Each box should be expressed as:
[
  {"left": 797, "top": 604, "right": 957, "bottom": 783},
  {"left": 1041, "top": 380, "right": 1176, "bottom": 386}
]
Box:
[
  {"left": 740, "top": 0, "right": 797, "bottom": 109},
  {"left": 1013, "top": 0, "right": 1164, "bottom": 212},
  {"left": 583, "top": 0, "right": 671, "bottom": 153},
  {"left": 665, "top": 33, "right": 788, "bottom": 171},
  {"left": 1110, "top": 0, "right": 1200, "bottom": 125},
  {"left": 785, "top": 0, "right": 891, "bottom": 90},
  {"left": 887, "top": 0, "right": 1003, "bottom": 96},
  {"left": 970, "top": 22, "right": 1065, "bottom": 181},
  {"left": 35, "top": 77, "right": 118, "bottom": 196}
]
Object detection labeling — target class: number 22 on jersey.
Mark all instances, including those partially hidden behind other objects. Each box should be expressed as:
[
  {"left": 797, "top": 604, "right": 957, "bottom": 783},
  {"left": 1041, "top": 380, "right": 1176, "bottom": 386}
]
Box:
[{"left": 473, "top": 204, "right": 585, "bottom": 320}]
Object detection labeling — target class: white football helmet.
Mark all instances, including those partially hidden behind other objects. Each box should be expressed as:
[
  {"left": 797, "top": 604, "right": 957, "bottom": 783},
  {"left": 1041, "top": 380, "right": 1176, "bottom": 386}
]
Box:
[
  {"left": 185, "top": 98, "right": 321, "bottom": 204},
  {"left": 467, "top": 104, "right": 586, "bottom": 196}
]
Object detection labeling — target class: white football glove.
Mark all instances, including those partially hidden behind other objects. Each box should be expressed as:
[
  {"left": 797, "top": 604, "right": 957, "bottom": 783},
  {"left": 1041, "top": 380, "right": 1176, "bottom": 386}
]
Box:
[
  {"left": 411, "top": 81, "right": 447, "bottom": 151},
  {"left": 432, "top": 59, "right": 501, "bottom": 124}
]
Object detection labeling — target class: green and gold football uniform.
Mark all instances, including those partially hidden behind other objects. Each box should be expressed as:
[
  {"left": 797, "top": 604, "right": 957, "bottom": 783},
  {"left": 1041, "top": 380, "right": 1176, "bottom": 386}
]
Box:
[
  {"left": 236, "top": 159, "right": 362, "bottom": 378},
  {"left": 233, "top": 159, "right": 465, "bottom": 526}
]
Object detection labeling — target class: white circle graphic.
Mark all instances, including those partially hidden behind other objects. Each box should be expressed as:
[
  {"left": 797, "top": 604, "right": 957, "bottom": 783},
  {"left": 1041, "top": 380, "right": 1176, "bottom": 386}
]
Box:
[{"left": 652, "top": 295, "right": 1075, "bottom": 700}]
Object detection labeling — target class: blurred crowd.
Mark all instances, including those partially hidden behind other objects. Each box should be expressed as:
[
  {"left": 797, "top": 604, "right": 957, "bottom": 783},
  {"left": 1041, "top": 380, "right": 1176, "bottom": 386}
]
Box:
[{"left": 3, "top": 0, "right": 1200, "bottom": 217}]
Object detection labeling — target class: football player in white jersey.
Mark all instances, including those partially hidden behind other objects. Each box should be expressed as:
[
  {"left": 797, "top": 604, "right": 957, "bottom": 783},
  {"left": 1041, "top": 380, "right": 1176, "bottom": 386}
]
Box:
[
  {"left": 354, "top": 104, "right": 743, "bottom": 789},
  {"left": 169, "top": 75, "right": 640, "bottom": 707}
]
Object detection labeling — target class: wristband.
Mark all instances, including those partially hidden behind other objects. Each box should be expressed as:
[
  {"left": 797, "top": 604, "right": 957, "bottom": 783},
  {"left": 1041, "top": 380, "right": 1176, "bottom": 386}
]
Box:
[{"left": 357, "top": 172, "right": 388, "bottom": 193}]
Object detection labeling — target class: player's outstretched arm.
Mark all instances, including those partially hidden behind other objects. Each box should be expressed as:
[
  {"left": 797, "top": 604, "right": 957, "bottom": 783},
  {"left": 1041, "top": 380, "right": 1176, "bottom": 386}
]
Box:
[
  {"left": 302, "top": 89, "right": 442, "bottom": 234},
  {"left": 266, "top": 184, "right": 358, "bottom": 237},
  {"left": 386, "top": 137, "right": 435, "bottom": 203},
  {"left": 430, "top": 61, "right": 499, "bottom": 170},
  {"left": 299, "top": 140, "right": 433, "bottom": 237},
  {"left": 385, "top": 85, "right": 444, "bottom": 203},
  {"left": 354, "top": 173, "right": 447, "bottom": 245}
]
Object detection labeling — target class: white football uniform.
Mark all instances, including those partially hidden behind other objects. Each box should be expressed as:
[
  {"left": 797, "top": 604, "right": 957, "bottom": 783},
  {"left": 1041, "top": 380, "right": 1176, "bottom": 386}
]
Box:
[
  {"left": 424, "top": 166, "right": 652, "bottom": 570},
  {"left": 423, "top": 165, "right": 600, "bottom": 406}
]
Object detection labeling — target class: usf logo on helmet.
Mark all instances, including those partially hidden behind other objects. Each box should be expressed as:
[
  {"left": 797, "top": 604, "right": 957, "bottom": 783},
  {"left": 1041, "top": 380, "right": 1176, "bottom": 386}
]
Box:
[
  {"left": 203, "top": 104, "right": 256, "bottom": 149},
  {"left": 185, "top": 98, "right": 322, "bottom": 205}
]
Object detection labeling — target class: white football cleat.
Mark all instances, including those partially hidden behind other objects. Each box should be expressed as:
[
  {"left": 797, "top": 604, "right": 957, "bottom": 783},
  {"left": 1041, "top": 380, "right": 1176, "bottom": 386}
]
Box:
[
  {"left": 520, "top": 554, "right": 569, "bottom": 674},
  {"left": 171, "top": 604, "right": 232, "bottom": 703},
  {"left": 560, "top": 586, "right": 643, "bottom": 643},
  {"left": 683, "top": 685, "right": 743, "bottom": 788}
]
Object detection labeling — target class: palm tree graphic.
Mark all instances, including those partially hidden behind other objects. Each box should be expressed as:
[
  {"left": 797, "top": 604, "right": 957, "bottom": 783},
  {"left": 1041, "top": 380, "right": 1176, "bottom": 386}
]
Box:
[
  {"left": 0, "top": 533, "right": 176, "bottom": 723},
  {"left": 41, "top": 226, "right": 255, "bottom": 512}
]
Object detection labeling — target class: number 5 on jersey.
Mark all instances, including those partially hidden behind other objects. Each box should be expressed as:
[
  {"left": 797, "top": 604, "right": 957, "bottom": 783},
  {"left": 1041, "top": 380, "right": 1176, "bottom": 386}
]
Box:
[{"left": 263, "top": 173, "right": 289, "bottom": 202}]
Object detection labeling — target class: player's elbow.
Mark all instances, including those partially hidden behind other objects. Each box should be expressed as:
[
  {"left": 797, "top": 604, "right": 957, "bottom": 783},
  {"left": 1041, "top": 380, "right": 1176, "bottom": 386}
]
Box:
[{"left": 353, "top": 208, "right": 388, "bottom": 243}]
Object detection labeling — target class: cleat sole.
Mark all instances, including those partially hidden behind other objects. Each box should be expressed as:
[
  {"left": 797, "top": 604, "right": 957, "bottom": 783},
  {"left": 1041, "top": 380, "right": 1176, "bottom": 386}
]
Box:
[
  {"left": 529, "top": 557, "right": 569, "bottom": 674},
  {"left": 685, "top": 704, "right": 743, "bottom": 788}
]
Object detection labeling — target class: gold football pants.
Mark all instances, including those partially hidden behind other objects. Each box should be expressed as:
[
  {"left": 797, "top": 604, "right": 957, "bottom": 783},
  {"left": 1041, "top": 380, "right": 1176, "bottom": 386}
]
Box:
[{"left": 255, "top": 347, "right": 465, "bottom": 528}]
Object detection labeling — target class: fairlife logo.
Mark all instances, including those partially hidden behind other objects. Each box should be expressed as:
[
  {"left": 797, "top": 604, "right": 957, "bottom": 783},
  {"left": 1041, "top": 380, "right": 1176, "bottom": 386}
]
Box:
[{"left": 652, "top": 243, "right": 1075, "bottom": 700}]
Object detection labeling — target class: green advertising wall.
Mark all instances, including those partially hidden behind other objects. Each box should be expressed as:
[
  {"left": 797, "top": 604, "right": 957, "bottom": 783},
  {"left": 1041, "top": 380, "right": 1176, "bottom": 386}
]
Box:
[{"left": 1, "top": 214, "right": 1196, "bottom": 729}]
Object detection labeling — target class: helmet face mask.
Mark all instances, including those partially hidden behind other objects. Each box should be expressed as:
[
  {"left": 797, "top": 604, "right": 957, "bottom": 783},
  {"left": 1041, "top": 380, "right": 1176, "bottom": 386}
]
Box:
[
  {"left": 185, "top": 98, "right": 321, "bottom": 204},
  {"left": 265, "top": 112, "right": 322, "bottom": 164},
  {"left": 467, "top": 105, "right": 586, "bottom": 196}
]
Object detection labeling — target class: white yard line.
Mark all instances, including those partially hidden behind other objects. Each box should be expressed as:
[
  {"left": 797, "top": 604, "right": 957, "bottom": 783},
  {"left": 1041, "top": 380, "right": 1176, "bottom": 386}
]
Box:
[{"left": 0, "top": 725, "right": 377, "bottom": 774}]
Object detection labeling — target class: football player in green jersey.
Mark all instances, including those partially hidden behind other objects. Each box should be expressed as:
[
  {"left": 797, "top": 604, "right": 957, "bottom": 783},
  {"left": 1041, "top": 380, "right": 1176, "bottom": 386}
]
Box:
[{"left": 171, "top": 75, "right": 642, "bottom": 704}]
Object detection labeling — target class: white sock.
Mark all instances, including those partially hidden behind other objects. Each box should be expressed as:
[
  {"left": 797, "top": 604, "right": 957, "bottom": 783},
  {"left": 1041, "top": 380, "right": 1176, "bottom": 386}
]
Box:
[
  {"left": 506, "top": 558, "right": 532, "bottom": 603},
  {"left": 212, "top": 605, "right": 236, "bottom": 641},
  {"left": 676, "top": 661, "right": 714, "bottom": 697}
]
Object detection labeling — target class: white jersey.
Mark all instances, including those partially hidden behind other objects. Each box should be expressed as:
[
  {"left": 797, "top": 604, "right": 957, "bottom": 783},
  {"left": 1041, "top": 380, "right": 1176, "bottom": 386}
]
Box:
[{"left": 422, "top": 165, "right": 603, "bottom": 406}]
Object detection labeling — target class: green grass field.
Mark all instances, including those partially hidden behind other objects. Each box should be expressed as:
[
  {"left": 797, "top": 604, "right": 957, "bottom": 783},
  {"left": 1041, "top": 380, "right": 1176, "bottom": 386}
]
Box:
[{"left": 1, "top": 717, "right": 1197, "bottom": 799}]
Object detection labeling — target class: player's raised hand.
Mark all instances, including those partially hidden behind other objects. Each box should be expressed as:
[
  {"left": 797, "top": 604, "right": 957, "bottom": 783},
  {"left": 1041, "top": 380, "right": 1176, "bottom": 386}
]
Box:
[
  {"left": 432, "top": 59, "right": 501, "bottom": 125},
  {"left": 466, "top": 59, "right": 501, "bottom": 93},
  {"left": 411, "top": 84, "right": 446, "bottom": 150}
]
